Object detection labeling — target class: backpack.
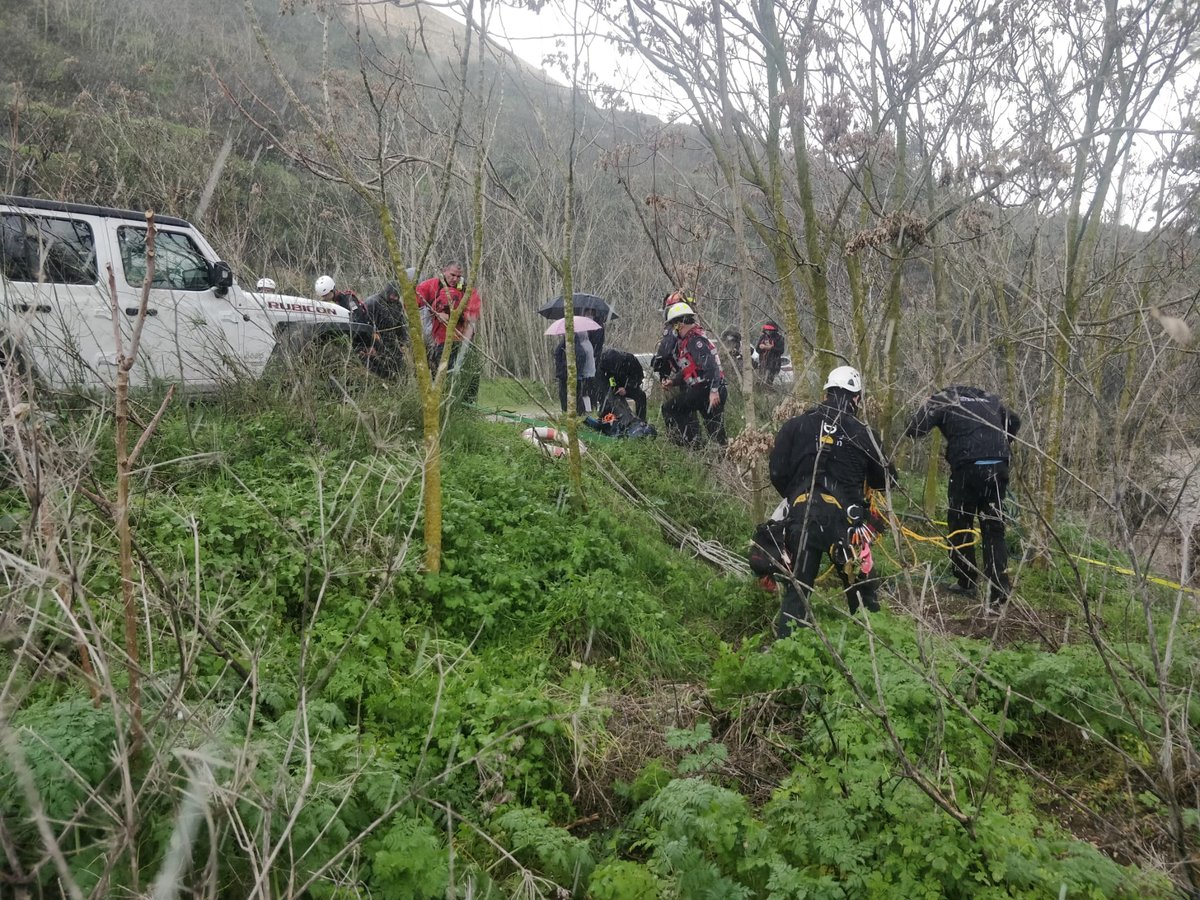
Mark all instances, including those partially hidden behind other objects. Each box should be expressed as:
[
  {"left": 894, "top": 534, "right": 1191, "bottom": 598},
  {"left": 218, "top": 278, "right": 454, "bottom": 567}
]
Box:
[
  {"left": 587, "top": 390, "right": 658, "bottom": 438},
  {"left": 624, "top": 421, "right": 657, "bottom": 438},
  {"left": 584, "top": 411, "right": 658, "bottom": 439}
]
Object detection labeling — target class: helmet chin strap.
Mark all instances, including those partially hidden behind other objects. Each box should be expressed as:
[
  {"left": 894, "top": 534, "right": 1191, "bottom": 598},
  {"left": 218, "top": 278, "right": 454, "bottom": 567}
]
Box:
[{"left": 827, "top": 388, "right": 861, "bottom": 411}]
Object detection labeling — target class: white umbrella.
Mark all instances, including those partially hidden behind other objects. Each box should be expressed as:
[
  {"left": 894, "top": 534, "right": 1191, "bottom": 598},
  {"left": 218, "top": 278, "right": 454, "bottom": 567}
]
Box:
[{"left": 544, "top": 315, "right": 602, "bottom": 336}]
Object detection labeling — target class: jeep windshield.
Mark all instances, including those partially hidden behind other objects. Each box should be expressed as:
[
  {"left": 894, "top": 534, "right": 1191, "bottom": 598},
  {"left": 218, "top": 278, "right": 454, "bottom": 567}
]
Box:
[{"left": 118, "top": 226, "right": 211, "bottom": 291}]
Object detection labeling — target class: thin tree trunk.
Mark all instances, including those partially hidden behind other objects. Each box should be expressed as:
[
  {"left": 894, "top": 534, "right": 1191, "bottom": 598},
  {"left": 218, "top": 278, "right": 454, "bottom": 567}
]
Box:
[
  {"left": 562, "top": 22, "right": 585, "bottom": 503},
  {"left": 106, "top": 214, "right": 173, "bottom": 756},
  {"left": 770, "top": 0, "right": 834, "bottom": 369}
]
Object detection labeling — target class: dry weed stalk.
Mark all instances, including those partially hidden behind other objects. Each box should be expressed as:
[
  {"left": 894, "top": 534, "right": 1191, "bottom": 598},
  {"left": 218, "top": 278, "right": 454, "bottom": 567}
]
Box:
[{"left": 105, "top": 212, "right": 175, "bottom": 745}]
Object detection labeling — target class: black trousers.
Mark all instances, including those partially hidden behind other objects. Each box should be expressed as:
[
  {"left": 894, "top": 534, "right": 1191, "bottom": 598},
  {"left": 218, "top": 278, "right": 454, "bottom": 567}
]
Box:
[
  {"left": 947, "top": 461, "right": 1010, "bottom": 602},
  {"left": 662, "top": 383, "right": 727, "bottom": 447},
  {"left": 759, "top": 350, "right": 782, "bottom": 384},
  {"left": 776, "top": 502, "right": 879, "bottom": 637},
  {"left": 557, "top": 376, "right": 587, "bottom": 414},
  {"left": 588, "top": 375, "right": 609, "bottom": 408}
]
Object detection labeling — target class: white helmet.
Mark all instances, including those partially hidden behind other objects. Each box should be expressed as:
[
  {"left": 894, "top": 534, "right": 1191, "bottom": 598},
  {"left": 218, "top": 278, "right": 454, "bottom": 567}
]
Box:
[
  {"left": 314, "top": 275, "right": 336, "bottom": 297},
  {"left": 824, "top": 365, "right": 863, "bottom": 393},
  {"left": 255, "top": 277, "right": 277, "bottom": 292},
  {"left": 665, "top": 301, "right": 697, "bottom": 324}
]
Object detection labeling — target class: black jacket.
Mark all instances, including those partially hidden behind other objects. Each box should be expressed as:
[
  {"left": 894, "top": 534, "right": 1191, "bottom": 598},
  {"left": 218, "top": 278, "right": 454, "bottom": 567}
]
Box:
[
  {"left": 756, "top": 327, "right": 785, "bottom": 357},
  {"left": 359, "top": 290, "right": 409, "bottom": 342},
  {"left": 904, "top": 385, "right": 1020, "bottom": 467},
  {"left": 330, "top": 289, "right": 363, "bottom": 313},
  {"left": 770, "top": 396, "right": 891, "bottom": 505},
  {"left": 553, "top": 335, "right": 589, "bottom": 380},
  {"left": 598, "top": 349, "right": 643, "bottom": 391},
  {"left": 650, "top": 327, "right": 678, "bottom": 380}
]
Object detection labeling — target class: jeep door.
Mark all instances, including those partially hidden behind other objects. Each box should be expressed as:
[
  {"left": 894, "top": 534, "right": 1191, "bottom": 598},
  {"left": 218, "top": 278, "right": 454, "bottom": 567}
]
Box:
[
  {"left": 0, "top": 209, "right": 115, "bottom": 387},
  {"left": 113, "top": 224, "right": 248, "bottom": 387}
]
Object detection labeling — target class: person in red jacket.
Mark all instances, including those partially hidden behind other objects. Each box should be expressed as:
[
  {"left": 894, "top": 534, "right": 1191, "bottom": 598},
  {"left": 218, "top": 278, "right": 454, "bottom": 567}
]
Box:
[
  {"left": 415, "top": 261, "right": 483, "bottom": 393},
  {"left": 754, "top": 320, "right": 786, "bottom": 384}
]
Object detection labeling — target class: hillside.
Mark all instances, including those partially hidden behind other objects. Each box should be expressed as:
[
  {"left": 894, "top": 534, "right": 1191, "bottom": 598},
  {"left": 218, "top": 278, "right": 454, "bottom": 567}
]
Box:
[
  {"left": 3, "top": 0, "right": 1200, "bottom": 894},
  {"left": 0, "top": 372, "right": 1193, "bottom": 896},
  {"left": 0, "top": 0, "right": 688, "bottom": 384}
]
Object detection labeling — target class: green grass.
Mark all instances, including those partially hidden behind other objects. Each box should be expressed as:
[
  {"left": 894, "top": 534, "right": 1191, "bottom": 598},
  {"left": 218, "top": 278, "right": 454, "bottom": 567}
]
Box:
[
  {"left": 475, "top": 375, "right": 556, "bottom": 415},
  {"left": 0, "top": 373, "right": 1193, "bottom": 897}
]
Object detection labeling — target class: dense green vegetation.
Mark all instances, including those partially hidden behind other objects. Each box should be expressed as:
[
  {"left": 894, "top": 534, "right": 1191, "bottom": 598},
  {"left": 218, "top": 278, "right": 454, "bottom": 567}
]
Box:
[
  {"left": 4, "top": 0, "right": 1200, "bottom": 894},
  {"left": 1, "top": 376, "right": 1194, "bottom": 896}
]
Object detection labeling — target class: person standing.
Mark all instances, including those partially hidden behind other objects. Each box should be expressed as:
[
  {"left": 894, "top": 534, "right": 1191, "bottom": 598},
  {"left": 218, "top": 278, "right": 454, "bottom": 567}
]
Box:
[
  {"left": 357, "top": 282, "right": 409, "bottom": 378},
  {"left": 579, "top": 305, "right": 608, "bottom": 408},
  {"left": 754, "top": 321, "right": 786, "bottom": 384},
  {"left": 554, "top": 334, "right": 592, "bottom": 414},
  {"left": 768, "top": 366, "right": 892, "bottom": 636},
  {"left": 577, "top": 330, "right": 596, "bottom": 411},
  {"left": 314, "top": 274, "right": 363, "bottom": 313},
  {"left": 649, "top": 290, "right": 692, "bottom": 383},
  {"left": 416, "top": 261, "right": 483, "bottom": 398},
  {"left": 660, "top": 301, "right": 727, "bottom": 447},
  {"left": 720, "top": 328, "right": 745, "bottom": 369},
  {"left": 904, "top": 385, "right": 1021, "bottom": 608},
  {"left": 255, "top": 277, "right": 277, "bottom": 293},
  {"left": 597, "top": 348, "right": 648, "bottom": 420},
  {"left": 315, "top": 275, "right": 374, "bottom": 363}
]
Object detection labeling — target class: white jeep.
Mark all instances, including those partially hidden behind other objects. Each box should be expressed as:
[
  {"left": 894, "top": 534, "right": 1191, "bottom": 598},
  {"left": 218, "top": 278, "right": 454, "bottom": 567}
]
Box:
[{"left": 0, "top": 196, "right": 372, "bottom": 389}]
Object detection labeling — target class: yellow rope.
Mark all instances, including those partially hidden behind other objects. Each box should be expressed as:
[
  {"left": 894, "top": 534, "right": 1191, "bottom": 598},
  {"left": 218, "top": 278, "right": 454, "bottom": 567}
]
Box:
[
  {"left": 888, "top": 512, "right": 1200, "bottom": 597},
  {"left": 898, "top": 525, "right": 979, "bottom": 551},
  {"left": 918, "top": 515, "right": 1199, "bottom": 594},
  {"left": 1065, "top": 554, "right": 1200, "bottom": 597},
  {"left": 789, "top": 495, "right": 1199, "bottom": 597}
]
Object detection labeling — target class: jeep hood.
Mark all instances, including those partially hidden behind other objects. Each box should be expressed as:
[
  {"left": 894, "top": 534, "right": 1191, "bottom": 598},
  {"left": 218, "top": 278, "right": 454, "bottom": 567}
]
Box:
[{"left": 246, "top": 292, "right": 349, "bottom": 321}]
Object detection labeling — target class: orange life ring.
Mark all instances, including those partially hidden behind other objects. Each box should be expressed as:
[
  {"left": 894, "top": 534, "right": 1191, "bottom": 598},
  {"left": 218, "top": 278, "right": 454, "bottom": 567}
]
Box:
[{"left": 520, "top": 426, "right": 585, "bottom": 458}]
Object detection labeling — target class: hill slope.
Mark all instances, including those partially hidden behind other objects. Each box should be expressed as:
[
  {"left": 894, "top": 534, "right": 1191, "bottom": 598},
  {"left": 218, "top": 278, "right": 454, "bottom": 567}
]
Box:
[{"left": 0, "top": 373, "right": 1192, "bottom": 895}]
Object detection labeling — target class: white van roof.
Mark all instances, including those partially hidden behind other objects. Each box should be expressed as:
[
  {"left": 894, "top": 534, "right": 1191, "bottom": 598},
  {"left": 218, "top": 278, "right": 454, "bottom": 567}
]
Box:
[{"left": 1, "top": 195, "right": 193, "bottom": 229}]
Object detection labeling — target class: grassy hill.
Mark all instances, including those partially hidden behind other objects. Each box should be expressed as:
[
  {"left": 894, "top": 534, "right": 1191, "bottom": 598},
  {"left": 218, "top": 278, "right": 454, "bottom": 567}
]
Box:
[
  {"left": 3, "top": 0, "right": 1200, "bottom": 894},
  {"left": 0, "top": 370, "right": 1194, "bottom": 896}
]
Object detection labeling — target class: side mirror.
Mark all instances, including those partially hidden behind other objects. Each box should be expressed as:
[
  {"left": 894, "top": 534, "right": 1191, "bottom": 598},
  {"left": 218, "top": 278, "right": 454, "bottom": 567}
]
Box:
[{"left": 208, "top": 260, "right": 234, "bottom": 297}]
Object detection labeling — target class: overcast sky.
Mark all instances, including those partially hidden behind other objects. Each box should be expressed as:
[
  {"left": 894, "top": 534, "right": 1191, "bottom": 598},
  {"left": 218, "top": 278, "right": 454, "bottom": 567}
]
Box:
[{"left": 447, "top": 0, "right": 679, "bottom": 118}]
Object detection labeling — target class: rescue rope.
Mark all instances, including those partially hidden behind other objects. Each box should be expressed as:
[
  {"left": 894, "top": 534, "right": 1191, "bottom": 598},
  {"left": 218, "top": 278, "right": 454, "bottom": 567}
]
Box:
[
  {"left": 1064, "top": 554, "right": 1200, "bottom": 597},
  {"left": 881, "top": 507, "right": 1200, "bottom": 598},
  {"left": 587, "top": 452, "right": 751, "bottom": 577},
  {"left": 495, "top": 406, "right": 1199, "bottom": 597},
  {"left": 472, "top": 406, "right": 549, "bottom": 427},
  {"left": 897, "top": 525, "right": 980, "bottom": 551}
]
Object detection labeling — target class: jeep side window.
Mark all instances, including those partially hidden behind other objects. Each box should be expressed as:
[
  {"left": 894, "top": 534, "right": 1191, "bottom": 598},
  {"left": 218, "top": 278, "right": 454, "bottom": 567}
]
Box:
[
  {"left": 118, "top": 227, "right": 211, "bottom": 292},
  {"left": 0, "top": 213, "right": 98, "bottom": 285}
]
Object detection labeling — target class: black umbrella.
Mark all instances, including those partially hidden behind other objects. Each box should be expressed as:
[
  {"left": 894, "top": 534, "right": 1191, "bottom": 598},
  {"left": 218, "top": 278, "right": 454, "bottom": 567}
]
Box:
[{"left": 537, "top": 292, "right": 619, "bottom": 321}]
